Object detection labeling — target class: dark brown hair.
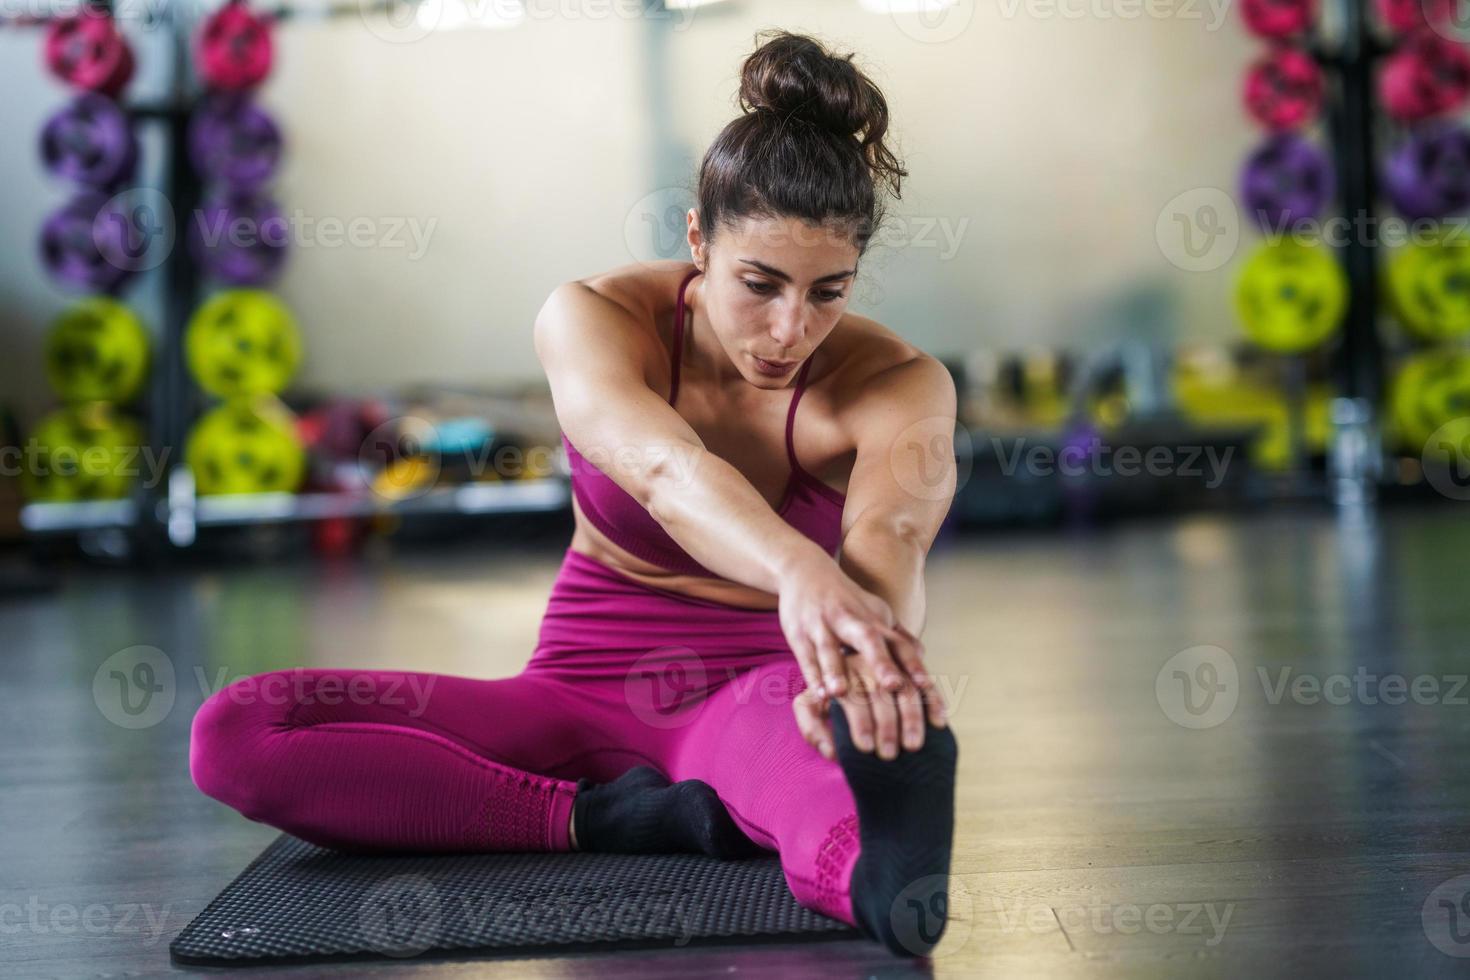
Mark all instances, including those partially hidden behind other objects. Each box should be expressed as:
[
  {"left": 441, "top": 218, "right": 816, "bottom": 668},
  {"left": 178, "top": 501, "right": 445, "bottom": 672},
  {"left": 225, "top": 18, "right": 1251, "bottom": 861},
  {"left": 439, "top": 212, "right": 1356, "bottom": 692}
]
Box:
[{"left": 696, "top": 31, "right": 907, "bottom": 255}]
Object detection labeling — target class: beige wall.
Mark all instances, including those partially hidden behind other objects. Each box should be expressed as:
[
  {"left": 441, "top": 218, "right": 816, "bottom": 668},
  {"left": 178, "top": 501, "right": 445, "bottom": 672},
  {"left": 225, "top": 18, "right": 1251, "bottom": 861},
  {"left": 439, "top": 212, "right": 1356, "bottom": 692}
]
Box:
[
  {"left": 2, "top": 0, "right": 1270, "bottom": 421},
  {"left": 265, "top": 14, "right": 653, "bottom": 394},
  {"left": 664, "top": 1, "right": 1264, "bottom": 357}
]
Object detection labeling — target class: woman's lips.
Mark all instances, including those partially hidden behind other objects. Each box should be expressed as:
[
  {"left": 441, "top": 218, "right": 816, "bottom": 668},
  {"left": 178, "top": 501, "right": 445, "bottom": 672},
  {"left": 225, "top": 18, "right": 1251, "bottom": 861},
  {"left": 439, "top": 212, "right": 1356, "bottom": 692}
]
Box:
[{"left": 752, "top": 354, "right": 796, "bottom": 376}]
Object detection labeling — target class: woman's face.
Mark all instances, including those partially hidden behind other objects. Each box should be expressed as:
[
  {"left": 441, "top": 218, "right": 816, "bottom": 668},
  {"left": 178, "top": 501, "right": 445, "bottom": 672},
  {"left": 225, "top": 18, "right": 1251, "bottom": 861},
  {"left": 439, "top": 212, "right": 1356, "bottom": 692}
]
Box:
[{"left": 687, "top": 212, "right": 861, "bottom": 389}]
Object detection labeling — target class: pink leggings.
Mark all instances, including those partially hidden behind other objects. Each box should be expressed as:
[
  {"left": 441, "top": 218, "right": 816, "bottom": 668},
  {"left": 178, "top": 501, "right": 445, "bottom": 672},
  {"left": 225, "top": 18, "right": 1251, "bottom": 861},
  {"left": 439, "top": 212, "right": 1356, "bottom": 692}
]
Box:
[{"left": 189, "top": 548, "right": 861, "bottom": 925}]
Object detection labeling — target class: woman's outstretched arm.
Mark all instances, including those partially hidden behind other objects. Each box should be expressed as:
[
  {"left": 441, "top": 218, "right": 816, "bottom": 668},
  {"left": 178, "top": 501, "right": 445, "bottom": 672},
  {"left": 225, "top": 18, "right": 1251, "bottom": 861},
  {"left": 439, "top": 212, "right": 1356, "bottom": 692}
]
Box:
[
  {"left": 794, "top": 354, "right": 958, "bottom": 760},
  {"left": 837, "top": 354, "right": 958, "bottom": 638},
  {"left": 535, "top": 279, "right": 818, "bottom": 595},
  {"left": 535, "top": 279, "right": 905, "bottom": 702}
]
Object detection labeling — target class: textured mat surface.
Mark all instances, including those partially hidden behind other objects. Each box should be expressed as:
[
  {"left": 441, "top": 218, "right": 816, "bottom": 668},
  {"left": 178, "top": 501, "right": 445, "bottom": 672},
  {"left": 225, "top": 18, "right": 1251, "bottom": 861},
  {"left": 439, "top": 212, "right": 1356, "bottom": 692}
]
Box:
[{"left": 171, "top": 835, "right": 857, "bottom": 964}]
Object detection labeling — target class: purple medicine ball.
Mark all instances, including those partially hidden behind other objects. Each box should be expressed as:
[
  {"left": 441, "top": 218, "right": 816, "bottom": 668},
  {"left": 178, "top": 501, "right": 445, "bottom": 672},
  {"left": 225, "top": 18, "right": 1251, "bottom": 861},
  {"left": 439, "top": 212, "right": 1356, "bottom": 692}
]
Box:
[
  {"left": 1240, "top": 133, "right": 1335, "bottom": 233},
  {"left": 1384, "top": 124, "right": 1470, "bottom": 221}
]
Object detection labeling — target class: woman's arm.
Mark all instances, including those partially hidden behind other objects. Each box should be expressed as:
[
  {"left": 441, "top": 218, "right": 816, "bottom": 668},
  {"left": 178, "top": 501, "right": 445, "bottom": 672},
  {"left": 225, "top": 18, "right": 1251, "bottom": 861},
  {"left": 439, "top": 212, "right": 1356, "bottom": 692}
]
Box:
[
  {"left": 794, "top": 354, "right": 958, "bottom": 761},
  {"left": 534, "top": 280, "right": 830, "bottom": 595},
  {"left": 837, "top": 354, "right": 958, "bottom": 636},
  {"left": 535, "top": 280, "right": 915, "bottom": 704}
]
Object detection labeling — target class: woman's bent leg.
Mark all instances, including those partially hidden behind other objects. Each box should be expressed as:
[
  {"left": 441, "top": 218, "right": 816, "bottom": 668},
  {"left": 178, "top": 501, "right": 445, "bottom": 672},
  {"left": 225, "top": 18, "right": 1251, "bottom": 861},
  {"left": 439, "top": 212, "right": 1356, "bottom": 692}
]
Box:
[{"left": 190, "top": 668, "right": 591, "bottom": 853}]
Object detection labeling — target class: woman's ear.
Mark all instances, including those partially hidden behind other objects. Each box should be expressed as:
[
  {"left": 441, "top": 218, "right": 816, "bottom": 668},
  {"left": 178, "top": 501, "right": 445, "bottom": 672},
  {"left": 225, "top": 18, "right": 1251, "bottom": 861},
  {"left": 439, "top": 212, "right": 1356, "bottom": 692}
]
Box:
[{"left": 685, "top": 209, "right": 706, "bottom": 271}]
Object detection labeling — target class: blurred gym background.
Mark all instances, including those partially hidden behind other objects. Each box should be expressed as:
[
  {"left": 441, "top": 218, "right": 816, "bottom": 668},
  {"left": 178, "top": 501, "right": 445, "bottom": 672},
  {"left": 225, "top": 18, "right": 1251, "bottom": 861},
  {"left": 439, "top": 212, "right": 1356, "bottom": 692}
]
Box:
[
  {"left": 4, "top": 0, "right": 1470, "bottom": 976},
  {"left": 4, "top": 0, "right": 1468, "bottom": 556}
]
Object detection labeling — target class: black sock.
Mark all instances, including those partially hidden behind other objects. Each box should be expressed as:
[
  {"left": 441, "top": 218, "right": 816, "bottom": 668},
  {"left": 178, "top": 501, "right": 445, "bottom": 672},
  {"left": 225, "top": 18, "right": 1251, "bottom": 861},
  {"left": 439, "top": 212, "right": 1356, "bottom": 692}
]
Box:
[
  {"left": 571, "top": 766, "right": 759, "bottom": 859},
  {"left": 829, "top": 702, "right": 959, "bottom": 957}
]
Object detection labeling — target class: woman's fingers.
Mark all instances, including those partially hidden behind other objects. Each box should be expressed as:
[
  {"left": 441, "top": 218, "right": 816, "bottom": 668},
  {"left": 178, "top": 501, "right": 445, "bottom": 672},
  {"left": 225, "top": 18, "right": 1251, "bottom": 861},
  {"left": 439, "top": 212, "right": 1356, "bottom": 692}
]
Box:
[
  {"left": 792, "top": 688, "right": 835, "bottom": 760},
  {"left": 832, "top": 615, "right": 905, "bottom": 692},
  {"left": 885, "top": 624, "right": 933, "bottom": 691},
  {"left": 787, "top": 634, "right": 826, "bottom": 700},
  {"left": 874, "top": 623, "right": 948, "bottom": 730},
  {"left": 896, "top": 680, "right": 927, "bottom": 752},
  {"left": 812, "top": 628, "right": 849, "bottom": 698},
  {"left": 865, "top": 675, "right": 902, "bottom": 759},
  {"left": 922, "top": 681, "right": 948, "bottom": 728},
  {"left": 879, "top": 626, "right": 933, "bottom": 748},
  {"left": 836, "top": 678, "right": 878, "bottom": 754}
]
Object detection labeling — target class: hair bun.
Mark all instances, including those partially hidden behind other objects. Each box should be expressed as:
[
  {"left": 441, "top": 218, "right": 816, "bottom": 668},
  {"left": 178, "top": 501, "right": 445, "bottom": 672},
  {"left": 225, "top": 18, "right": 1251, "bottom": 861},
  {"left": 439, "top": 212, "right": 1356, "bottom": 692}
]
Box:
[
  {"left": 739, "top": 31, "right": 875, "bottom": 140},
  {"left": 736, "top": 31, "right": 904, "bottom": 198}
]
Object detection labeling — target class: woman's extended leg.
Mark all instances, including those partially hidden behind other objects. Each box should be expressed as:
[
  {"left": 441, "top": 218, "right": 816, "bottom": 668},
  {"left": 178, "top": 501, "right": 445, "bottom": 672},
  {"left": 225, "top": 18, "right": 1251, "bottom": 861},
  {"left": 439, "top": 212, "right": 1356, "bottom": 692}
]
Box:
[
  {"left": 190, "top": 667, "right": 612, "bottom": 853},
  {"left": 652, "top": 661, "right": 854, "bottom": 911},
  {"left": 659, "top": 658, "right": 958, "bottom": 956}
]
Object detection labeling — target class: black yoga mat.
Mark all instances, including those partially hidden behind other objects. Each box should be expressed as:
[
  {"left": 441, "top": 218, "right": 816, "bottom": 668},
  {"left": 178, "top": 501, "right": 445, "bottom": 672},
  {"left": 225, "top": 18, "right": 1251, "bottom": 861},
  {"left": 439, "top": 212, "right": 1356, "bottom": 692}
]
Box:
[{"left": 171, "top": 835, "right": 858, "bottom": 965}]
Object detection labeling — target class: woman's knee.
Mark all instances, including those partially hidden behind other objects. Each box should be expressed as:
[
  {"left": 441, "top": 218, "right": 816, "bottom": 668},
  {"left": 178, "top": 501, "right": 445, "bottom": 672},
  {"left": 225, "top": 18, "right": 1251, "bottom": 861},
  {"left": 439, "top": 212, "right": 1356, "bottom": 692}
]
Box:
[{"left": 189, "top": 670, "right": 303, "bottom": 817}]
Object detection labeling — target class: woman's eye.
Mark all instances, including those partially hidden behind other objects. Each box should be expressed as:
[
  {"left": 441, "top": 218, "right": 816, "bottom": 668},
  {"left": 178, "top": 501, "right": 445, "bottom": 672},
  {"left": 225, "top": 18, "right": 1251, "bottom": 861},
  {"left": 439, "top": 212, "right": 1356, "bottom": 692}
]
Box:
[{"left": 743, "top": 281, "right": 843, "bottom": 302}]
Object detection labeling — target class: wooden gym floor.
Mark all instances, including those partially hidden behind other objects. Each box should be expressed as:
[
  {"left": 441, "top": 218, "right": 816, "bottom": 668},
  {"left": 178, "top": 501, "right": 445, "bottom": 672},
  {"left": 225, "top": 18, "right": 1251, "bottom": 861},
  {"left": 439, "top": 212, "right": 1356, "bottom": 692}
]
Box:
[{"left": 3, "top": 507, "right": 1469, "bottom": 978}]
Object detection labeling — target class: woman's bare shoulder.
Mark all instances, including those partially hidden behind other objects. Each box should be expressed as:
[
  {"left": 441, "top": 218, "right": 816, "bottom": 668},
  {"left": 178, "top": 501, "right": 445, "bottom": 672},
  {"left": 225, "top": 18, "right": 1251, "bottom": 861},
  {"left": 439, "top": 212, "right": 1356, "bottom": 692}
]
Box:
[
  {"left": 822, "top": 310, "right": 937, "bottom": 397},
  {"left": 576, "top": 260, "right": 694, "bottom": 327}
]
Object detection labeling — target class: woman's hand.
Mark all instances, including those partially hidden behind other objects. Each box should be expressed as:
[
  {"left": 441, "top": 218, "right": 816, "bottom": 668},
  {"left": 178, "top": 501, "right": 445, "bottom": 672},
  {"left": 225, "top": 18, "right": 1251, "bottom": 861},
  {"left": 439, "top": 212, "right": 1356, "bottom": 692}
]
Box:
[
  {"left": 777, "top": 550, "right": 946, "bottom": 759},
  {"left": 793, "top": 624, "right": 948, "bottom": 762}
]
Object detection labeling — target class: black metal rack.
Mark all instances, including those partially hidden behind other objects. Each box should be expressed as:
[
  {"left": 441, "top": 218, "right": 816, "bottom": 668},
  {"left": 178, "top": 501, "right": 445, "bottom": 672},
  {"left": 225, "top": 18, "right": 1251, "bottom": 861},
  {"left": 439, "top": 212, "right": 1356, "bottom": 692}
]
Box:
[
  {"left": 1320, "top": 0, "right": 1388, "bottom": 409},
  {"left": 1318, "top": 0, "right": 1394, "bottom": 504},
  {"left": 14, "top": 0, "right": 572, "bottom": 552}
]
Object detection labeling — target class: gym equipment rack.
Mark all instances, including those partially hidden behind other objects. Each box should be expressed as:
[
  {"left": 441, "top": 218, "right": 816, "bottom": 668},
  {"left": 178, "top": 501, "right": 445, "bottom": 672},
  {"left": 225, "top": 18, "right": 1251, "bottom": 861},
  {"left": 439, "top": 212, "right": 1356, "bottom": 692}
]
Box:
[
  {"left": 1316, "top": 0, "right": 1388, "bottom": 504},
  {"left": 11, "top": 0, "right": 571, "bottom": 555}
]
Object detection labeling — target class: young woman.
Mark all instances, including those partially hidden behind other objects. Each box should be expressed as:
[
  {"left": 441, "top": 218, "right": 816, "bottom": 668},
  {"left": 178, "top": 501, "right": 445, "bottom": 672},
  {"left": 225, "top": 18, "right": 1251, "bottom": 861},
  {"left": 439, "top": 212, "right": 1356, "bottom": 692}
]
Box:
[{"left": 191, "top": 31, "right": 960, "bottom": 957}]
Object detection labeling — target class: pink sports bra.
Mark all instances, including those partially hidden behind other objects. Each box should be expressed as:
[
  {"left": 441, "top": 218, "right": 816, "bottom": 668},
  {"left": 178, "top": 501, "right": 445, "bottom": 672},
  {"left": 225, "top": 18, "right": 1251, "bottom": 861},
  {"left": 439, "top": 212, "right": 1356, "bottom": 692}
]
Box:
[{"left": 561, "top": 268, "right": 846, "bottom": 578}]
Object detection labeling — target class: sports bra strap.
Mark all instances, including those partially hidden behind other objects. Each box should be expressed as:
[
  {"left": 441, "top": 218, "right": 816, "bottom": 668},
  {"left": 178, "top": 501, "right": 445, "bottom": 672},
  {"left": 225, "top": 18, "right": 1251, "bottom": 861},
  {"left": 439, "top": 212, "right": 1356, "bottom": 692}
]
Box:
[{"left": 785, "top": 357, "right": 814, "bottom": 473}]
